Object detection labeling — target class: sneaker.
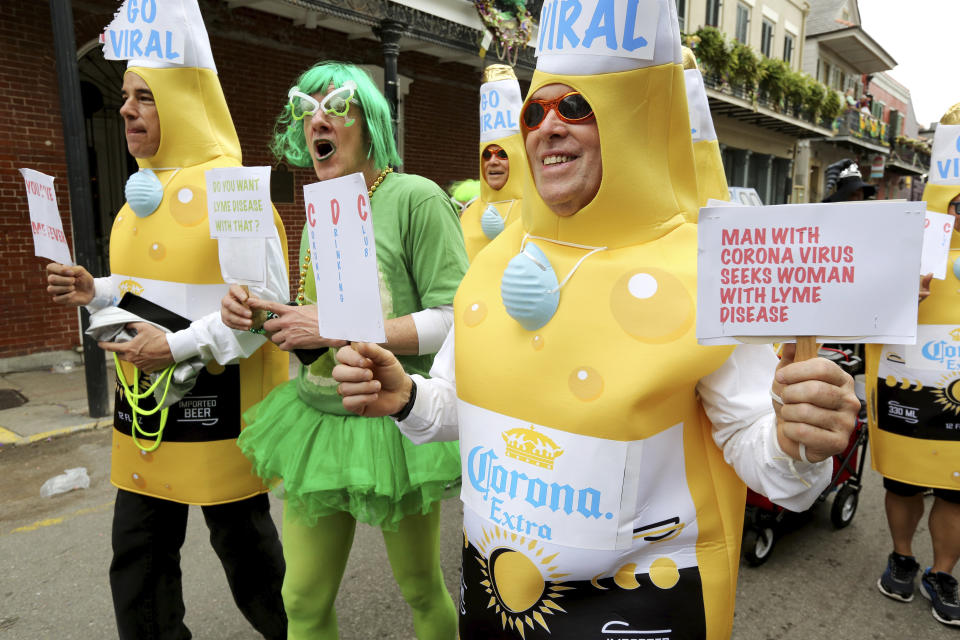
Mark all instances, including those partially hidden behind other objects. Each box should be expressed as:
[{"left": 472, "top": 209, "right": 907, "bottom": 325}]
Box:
[
  {"left": 921, "top": 569, "right": 960, "bottom": 627},
  {"left": 877, "top": 552, "right": 920, "bottom": 602}
]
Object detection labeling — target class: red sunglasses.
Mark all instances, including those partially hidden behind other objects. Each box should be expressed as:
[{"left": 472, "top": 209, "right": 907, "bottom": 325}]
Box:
[
  {"left": 482, "top": 147, "right": 508, "bottom": 160},
  {"left": 522, "top": 91, "right": 595, "bottom": 130}
]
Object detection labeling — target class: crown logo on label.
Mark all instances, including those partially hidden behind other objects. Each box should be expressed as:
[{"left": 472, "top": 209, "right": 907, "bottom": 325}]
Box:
[
  {"left": 118, "top": 279, "right": 145, "bottom": 296},
  {"left": 502, "top": 426, "right": 564, "bottom": 470},
  {"left": 950, "top": 328, "right": 960, "bottom": 341}
]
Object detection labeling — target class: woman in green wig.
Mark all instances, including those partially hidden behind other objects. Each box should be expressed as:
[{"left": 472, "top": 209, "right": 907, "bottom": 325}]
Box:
[{"left": 221, "top": 61, "right": 467, "bottom": 639}]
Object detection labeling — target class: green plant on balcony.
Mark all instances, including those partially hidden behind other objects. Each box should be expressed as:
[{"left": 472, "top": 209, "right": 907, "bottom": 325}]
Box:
[
  {"left": 758, "top": 57, "right": 789, "bottom": 109},
  {"left": 804, "top": 81, "right": 826, "bottom": 123},
  {"left": 690, "top": 26, "right": 730, "bottom": 81},
  {"left": 821, "top": 89, "right": 844, "bottom": 127},
  {"left": 729, "top": 41, "right": 760, "bottom": 97},
  {"left": 784, "top": 70, "right": 809, "bottom": 117}
]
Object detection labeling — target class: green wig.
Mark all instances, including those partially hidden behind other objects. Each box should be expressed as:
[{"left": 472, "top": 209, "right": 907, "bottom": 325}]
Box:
[
  {"left": 271, "top": 61, "right": 402, "bottom": 170},
  {"left": 449, "top": 179, "right": 481, "bottom": 205}
]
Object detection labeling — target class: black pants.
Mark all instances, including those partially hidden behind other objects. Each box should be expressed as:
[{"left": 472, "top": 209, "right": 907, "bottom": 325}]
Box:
[{"left": 109, "top": 489, "right": 287, "bottom": 640}]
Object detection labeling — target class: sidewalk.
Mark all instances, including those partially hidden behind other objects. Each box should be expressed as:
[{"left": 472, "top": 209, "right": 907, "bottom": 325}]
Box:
[{"left": 0, "top": 363, "right": 116, "bottom": 446}]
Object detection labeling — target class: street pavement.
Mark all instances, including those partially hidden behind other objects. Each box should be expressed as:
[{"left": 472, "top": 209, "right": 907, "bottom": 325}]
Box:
[{"left": 0, "top": 364, "right": 955, "bottom": 639}]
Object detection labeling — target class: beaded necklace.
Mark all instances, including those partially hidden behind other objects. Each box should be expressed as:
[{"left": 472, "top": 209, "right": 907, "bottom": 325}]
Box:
[{"left": 296, "top": 166, "right": 393, "bottom": 304}]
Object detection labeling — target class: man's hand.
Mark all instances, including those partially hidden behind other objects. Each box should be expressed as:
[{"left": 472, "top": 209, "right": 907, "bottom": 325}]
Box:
[
  {"left": 46, "top": 263, "right": 94, "bottom": 306},
  {"left": 772, "top": 343, "right": 860, "bottom": 463},
  {"left": 333, "top": 342, "right": 412, "bottom": 417},
  {"left": 248, "top": 300, "right": 348, "bottom": 351},
  {"left": 919, "top": 273, "right": 933, "bottom": 303},
  {"left": 99, "top": 322, "right": 175, "bottom": 373},
  {"left": 221, "top": 284, "right": 256, "bottom": 330}
]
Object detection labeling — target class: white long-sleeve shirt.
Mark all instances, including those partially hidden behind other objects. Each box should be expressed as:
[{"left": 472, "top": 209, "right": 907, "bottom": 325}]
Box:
[
  {"left": 398, "top": 328, "right": 832, "bottom": 512},
  {"left": 86, "top": 230, "right": 289, "bottom": 367}
]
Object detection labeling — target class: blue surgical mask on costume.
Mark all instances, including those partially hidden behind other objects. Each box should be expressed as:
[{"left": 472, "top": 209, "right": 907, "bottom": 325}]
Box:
[
  {"left": 481, "top": 204, "right": 505, "bottom": 240},
  {"left": 500, "top": 236, "right": 608, "bottom": 331},
  {"left": 953, "top": 256, "right": 960, "bottom": 281},
  {"left": 125, "top": 169, "right": 164, "bottom": 218},
  {"left": 501, "top": 243, "right": 560, "bottom": 331}
]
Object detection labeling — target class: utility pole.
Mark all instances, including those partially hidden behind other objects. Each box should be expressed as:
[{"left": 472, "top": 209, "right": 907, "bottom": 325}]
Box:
[{"left": 49, "top": 0, "right": 110, "bottom": 417}]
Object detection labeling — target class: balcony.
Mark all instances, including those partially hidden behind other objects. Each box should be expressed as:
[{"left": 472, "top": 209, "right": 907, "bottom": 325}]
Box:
[
  {"left": 828, "top": 110, "right": 891, "bottom": 154},
  {"left": 886, "top": 140, "right": 931, "bottom": 176},
  {"left": 702, "top": 73, "right": 834, "bottom": 139}
]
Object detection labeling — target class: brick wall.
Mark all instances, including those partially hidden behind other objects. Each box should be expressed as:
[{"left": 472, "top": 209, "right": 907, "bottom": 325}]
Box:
[{"left": 0, "top": 0, "right": 481, "bottom": 359}]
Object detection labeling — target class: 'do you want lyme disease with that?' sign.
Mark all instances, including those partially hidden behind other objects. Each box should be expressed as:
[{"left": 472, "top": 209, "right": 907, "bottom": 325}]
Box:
[
  {"left": 697, "top": 201, "right": 926, "bottom": 346},
  {"left": 206, "top": 166, "right": 274, "bottom": 287}
]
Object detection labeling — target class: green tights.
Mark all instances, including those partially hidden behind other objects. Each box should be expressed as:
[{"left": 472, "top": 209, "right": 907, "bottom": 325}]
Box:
[{"left": 281, "top": 503, "right": 457, "bottom": 639}]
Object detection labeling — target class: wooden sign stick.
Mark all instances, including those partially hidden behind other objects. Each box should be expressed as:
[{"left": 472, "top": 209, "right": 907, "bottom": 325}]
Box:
[{"left": 795, "top": 336, "right": 819, "bottom": 362}]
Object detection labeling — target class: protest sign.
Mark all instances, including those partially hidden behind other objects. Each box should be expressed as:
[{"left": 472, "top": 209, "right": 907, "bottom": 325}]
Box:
[
  {"left": 920, "top": 210, "right": 954, "bottom": 280},
  {"left": 697, "top": 201, "right": 925, "bottom": 345},
  {"left": 206, "top": 166, "right": 273, "bottom": 238},
  {"left": 303, "top": 173, "right": 385, "bottom": 343},
  {"left": 536, "top": 0, "right": 660, "bottom": 60},
  {"left": 20, "top": 169, "right": 72, "bottom": 265},
  {"left": 206, "top": 166, "right": 273, "bottom": 287},
  {"left": 101, "top": 0, "right": 187, "bottom": 65}
]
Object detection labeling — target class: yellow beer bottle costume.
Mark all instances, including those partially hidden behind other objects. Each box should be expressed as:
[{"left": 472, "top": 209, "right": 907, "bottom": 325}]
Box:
[
  {"left": 461, "top": 64, "right": 526, "bottom": 261},
  {"left": 108, "top": 16, "right": 288, "bottom": 505},
  {"left": 454, "top": 2, "right": 748, "bottom": 637},
  {"left": 865, "top": 102, "right": 960, "bottom": 492},
  {"left": 683, "top": 47, "right": 730, "bottom": 210}
]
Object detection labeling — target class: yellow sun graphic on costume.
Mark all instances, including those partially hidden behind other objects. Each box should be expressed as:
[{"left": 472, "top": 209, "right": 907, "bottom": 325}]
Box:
[
  {"left": 475, "top": 525, "right": 573, "bottom": 637},
  {"left": 932, "top": 374, "right": 960, "bottom": 415}
]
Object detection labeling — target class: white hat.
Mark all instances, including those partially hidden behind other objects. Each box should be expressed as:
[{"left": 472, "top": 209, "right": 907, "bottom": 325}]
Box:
[
  {"left": 479, "top": 65, "right": 523, "bottom": 143},
  {"left": 102, "top": 0, "right": 217, "bottom": 73},
  {"left": 534, "top": 0, "right": 681, "bottom": 76},
  {"left": 685, "top": 69, "right": 716, "bottom": 143},
  {"left": 930, "top": 124, "right": 960, "bottom": 186}
]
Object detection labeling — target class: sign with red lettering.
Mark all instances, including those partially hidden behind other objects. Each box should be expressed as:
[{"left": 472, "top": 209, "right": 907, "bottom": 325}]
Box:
[
  {"left": 920, "top": 210, "right": 954, "bottom": 280},
  {"left": 697, "top": 201, "right": 925, "bottom": 345},
  {"left": 303, "top": 172, "right": 385, "bottom": 343},
  {"left": 20, "top": 168, "right": 72, "bottom": 265}
]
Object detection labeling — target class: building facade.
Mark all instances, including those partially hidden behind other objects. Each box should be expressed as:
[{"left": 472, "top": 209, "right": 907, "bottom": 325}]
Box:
[{"left": 2, "top": 0, "right": 529, "bottom": 366}]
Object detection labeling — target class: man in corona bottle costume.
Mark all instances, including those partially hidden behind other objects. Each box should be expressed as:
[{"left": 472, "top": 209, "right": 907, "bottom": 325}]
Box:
[
  {"left": 866, "top": 102, "right": 960, "bottom": 628},
  {"left": 333, "top": 2, "right": 859, "bottom": 637},
  {"left": 461, "top": 64, "right": 526, "bottom": 261},
  {"left": 44, "top": 1, "right": 288, "bottom": 637}
]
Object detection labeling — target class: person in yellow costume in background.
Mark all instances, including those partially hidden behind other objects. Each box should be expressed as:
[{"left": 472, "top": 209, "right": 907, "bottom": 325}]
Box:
[
  {"left": 332, "top": 1, "right": 859, "bottom": 638},
  {"left": 460, "top": 64, "right": 526, "bottom": 261},
  {"left": 867, "top": 102, "right": 960, "bottom": 629},
  {"left": 44, "top": 2, "right": 287, "bottom": 638},
  {"left": 682, "top": 46, "right": 729, "bottom": 210}
]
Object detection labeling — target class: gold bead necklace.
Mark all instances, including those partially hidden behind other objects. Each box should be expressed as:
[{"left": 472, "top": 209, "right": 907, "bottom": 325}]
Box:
[{"left": 296, "top": 166, "right": 393, "bottom": 304}]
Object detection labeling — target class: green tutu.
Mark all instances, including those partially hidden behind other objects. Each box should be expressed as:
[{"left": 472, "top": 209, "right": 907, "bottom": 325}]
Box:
[{"left": 238, "top": 379, "right": 460, "bottom": 531}]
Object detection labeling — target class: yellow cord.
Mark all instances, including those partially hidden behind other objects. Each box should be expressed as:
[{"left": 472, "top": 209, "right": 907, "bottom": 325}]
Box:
[{"left": 114, "top": 354, "right": 175, "bottom": 452}]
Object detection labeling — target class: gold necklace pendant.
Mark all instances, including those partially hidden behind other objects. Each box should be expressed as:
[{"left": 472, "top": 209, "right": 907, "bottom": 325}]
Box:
[{"left": 296, "top": 167, "right": 392, "bottom": 304}]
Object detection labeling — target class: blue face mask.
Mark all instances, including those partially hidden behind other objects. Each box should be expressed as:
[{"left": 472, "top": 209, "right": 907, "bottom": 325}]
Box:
[
  {"left": 500, "top": 243, "right": 560, "bottom": 331},
  {"left": 953, "top": 256, "right": 960, "bottom": 281},
  {"left": 500, "top": 236, "right": 608, "bottom": 331},
  {"left": 481, "top": 204, "right": 505, "bottom": 240},
  {"left": 125, "top": 169, "right": 164, "bottom": 218}
]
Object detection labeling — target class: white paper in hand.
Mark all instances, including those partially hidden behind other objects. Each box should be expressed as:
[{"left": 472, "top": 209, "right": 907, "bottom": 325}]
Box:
[
  {"left": 920, "top": 210, "right": 953, "bottom": 280},
  {"left": 21, "top": 169, "right": 72, "bottom": 265},
  {"left": 303, "top": 173, "right": 385, "bottom": 343}
]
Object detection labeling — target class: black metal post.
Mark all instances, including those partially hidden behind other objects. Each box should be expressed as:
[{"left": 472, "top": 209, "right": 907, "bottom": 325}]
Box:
[
  {"left": 377, "top": 19, "right": 405, "bottom": 152},
  {"left": 49, "top": 0, "right": 110, "bottom": 417}
]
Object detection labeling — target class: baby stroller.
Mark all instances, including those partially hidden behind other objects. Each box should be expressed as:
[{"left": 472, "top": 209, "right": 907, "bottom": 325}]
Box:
[{"left": 741, "top": 345, "right": 868, "bottom": 566}]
